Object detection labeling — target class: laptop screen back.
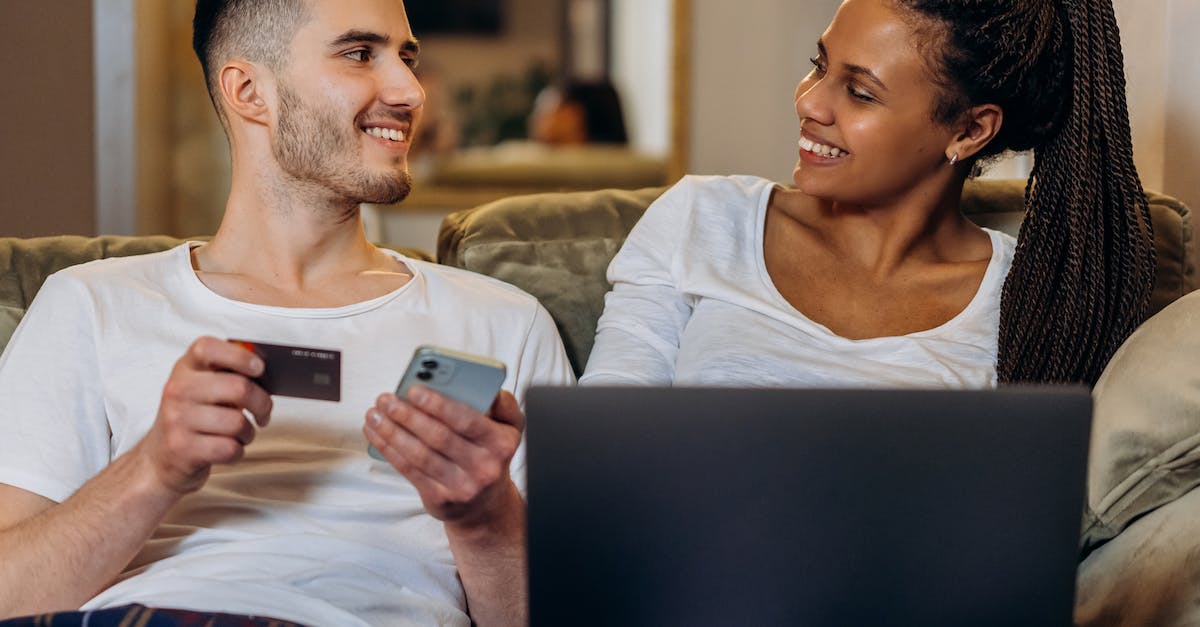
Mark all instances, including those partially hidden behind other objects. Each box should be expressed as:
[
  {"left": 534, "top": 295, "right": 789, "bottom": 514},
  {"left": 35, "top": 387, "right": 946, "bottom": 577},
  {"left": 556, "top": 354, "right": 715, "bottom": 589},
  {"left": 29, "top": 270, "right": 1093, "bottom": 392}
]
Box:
[{"left": 526, "top": 386, "right": 1091, "bottom": 627}]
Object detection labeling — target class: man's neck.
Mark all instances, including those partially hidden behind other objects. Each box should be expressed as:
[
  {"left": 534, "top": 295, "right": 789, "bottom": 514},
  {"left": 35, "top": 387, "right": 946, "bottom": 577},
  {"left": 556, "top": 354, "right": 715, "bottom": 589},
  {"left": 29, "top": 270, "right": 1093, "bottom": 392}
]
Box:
[{"left": 190, "top": 172, "right": 410, "bottom": 308}]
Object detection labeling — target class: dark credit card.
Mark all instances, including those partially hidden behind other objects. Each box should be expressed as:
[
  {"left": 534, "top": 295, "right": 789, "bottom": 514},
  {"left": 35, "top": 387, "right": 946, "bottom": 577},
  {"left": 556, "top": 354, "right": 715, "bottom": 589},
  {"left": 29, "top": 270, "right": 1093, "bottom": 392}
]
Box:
[{"left": 229, "top": 339, "right": 341, "bottom": 402}]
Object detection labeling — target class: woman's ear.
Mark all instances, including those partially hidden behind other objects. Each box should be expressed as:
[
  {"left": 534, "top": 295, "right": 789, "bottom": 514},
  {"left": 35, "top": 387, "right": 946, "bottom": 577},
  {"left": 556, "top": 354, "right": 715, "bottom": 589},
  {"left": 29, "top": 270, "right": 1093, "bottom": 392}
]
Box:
[
  {"left": 218, "top": 61, "right": 271, "bottom": 126},
  {"left": 947, "top": 104, "right": 1003, "bottom": 162}
]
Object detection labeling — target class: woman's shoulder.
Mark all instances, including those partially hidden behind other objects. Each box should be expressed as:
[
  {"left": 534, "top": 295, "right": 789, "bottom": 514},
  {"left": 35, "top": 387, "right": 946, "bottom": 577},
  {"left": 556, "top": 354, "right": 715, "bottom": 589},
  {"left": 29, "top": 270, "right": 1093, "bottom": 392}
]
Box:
[
  {"left": 612, "top": 175, "right": 776, "bottom": 275},
  {"left": 667, "top": 174, "right": 777, "bottom": 202},
  {"left": 643, "top": 174, "right": 776, "bottom": 228},
  {"left": 983, "top": 227, "right": 1018, "bottom": 266}
]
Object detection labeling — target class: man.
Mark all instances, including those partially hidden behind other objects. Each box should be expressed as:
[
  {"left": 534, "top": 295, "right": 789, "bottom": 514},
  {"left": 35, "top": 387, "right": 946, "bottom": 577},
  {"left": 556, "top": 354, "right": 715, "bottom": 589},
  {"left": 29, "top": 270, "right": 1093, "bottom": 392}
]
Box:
[{"left": 0, "top": 0, "right": 572, "bottom": 625}]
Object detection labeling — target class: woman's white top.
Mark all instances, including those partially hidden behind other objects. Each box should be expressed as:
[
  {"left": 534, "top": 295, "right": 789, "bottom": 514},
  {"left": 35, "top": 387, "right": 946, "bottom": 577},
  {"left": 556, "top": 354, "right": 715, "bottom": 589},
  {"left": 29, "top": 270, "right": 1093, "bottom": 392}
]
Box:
[{"left": 580, "top": 175, "right": 1017, "bottom": 389}]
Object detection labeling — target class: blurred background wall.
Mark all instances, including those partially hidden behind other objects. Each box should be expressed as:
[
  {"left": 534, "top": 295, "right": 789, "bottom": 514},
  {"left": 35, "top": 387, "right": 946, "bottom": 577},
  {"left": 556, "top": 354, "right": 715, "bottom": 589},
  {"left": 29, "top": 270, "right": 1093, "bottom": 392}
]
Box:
[
  {"left": 0, "top": 2, "right": 96, "bottom": 237},
  {"left": 1, "top": 0, "right": 1196, "bottom": 243}
]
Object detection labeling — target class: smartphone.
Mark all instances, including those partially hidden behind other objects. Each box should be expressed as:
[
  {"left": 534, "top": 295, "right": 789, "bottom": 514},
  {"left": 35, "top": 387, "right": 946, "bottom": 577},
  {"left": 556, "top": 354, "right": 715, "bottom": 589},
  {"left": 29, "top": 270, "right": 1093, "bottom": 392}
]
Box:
[{"left": 368, "top": 345, "right": 507, "bottom": 461}]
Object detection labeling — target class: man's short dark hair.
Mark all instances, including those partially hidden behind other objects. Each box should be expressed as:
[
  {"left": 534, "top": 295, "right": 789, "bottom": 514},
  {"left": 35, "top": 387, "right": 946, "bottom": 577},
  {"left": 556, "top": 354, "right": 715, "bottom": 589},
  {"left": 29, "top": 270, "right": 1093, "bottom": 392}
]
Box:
[{"left": 192, "top": 0, "right": 311, "bottom": 123}]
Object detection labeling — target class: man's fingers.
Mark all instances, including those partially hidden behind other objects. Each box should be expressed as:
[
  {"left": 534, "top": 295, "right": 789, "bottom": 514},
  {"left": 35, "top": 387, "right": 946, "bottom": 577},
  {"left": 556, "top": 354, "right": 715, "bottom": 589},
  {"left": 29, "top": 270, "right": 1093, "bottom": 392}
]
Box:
[
  {"left": 378, "top": 396, "right": 472, "bottom": 460},
  {"left": 170, "top": 405, "right": 258, "bottom": 447},
  {"left": 489, "top": 390, "right": 524, "bottom": 432},
  {"left": 199, "top": 406, "right": 258, "bottom": 447},
  {"left": 189, "top": 432, "right": 249, "bottom": 466},
  {"left": 167, "top": 370, "right": 273, "bottom": 420},
  {"left": 365, "top": 413, "right": 466, "bottom": 485},
  {"left": 182, "top": 336, "right": 266, "bottom": 378},
  {"left": 401, "top": 386, "right": 511, "bottom": 443},
  {"left": 366, "top": 431, "right": 457, "bottom": 505}
]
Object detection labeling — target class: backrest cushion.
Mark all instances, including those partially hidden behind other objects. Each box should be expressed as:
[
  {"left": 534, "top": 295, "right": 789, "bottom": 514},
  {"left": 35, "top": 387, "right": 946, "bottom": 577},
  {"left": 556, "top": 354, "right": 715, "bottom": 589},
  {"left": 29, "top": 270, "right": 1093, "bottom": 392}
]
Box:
[
  {"left": 0, "top": 235, "right": 186, "bottom": 352},
  {"left": 958, "top": 179, "right": 1195, "bottom": 315},
  {"left": 440, "top": 186, "right": 662, "bottom": 375},
  {"left": 440, "top": 178, "right": 1195, "bottom": 376}
]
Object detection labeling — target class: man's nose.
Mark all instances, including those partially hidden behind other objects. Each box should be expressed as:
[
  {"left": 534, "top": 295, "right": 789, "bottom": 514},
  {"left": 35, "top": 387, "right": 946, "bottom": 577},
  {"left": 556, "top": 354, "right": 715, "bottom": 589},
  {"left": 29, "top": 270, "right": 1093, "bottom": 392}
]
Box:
[{"left": 379, "top": 61, "right": 425, "bottom": 109}]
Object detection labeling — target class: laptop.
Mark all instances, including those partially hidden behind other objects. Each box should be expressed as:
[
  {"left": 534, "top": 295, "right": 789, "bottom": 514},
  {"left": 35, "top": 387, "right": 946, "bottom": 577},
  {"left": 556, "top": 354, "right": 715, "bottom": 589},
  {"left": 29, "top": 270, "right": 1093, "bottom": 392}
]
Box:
[{"left": 525, "top": 386, "right": 1091, "bottom": 627}]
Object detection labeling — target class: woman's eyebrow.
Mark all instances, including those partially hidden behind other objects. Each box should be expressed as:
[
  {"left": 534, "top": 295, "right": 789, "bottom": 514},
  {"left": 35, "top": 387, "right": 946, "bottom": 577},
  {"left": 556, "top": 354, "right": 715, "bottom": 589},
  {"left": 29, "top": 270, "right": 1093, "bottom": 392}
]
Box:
[{"left": 819, "top": 40, "right": 888, "bottom": 91}]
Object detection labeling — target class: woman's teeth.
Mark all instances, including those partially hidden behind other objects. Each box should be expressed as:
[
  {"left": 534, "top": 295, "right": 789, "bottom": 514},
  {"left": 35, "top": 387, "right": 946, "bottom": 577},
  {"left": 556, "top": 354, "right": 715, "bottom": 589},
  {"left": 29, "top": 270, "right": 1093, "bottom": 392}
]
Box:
[
  {"left": 366, "top": 127, "right": 406, "bottom": 142},
  {"left": 798, "top": 136, "right": 846, "bottom": 158}
]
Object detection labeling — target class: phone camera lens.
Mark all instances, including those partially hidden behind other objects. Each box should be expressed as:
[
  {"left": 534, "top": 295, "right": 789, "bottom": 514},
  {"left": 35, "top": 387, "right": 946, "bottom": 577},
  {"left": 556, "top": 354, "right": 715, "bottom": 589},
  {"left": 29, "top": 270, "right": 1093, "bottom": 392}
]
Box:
[
  {"left": 416, "top": 370, "right": 433, "bottom": 381},
  {"left": 421, "top": 359, "right": 439, "bottom": 370}
]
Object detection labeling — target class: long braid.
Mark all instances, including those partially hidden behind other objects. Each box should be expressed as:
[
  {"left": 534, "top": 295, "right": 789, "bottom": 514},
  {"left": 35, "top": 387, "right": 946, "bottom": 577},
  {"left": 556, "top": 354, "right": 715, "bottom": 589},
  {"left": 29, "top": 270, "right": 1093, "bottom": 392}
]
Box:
[
  {"left": 1000, "top": 0, "right": 1154, "bottom": 384},
  {"left": 900, "top": 0, "right": 1155, "bottom": 385}
]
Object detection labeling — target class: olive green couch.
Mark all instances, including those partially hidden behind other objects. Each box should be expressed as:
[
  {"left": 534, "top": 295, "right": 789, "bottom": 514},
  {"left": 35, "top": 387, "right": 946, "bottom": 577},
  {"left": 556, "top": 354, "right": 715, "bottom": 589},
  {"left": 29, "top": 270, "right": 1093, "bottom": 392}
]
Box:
[{"left": 0, "top": 178, "right": 1197, "bottom": 624}]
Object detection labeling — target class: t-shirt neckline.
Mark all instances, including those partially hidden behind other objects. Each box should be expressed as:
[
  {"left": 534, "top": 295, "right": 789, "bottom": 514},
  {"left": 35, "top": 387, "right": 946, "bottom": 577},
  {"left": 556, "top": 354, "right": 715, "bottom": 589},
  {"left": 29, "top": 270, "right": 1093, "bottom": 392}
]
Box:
[
  {"left": 176, "top": 241, "right": 421, "bottom": 319},
  {"left": 752, "top": 185, "right": 1006, "bottom": 344}
]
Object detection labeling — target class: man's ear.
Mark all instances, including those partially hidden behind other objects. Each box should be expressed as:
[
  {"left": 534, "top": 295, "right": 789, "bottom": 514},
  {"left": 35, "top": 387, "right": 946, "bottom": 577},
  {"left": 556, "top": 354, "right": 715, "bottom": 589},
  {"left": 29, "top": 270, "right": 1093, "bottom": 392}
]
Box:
[
  {"left": 946, "top": 104, "right": 1003, "bottom": 162},
  {"left": 218, "top": 61, "right": 271, "bottom": 125}
]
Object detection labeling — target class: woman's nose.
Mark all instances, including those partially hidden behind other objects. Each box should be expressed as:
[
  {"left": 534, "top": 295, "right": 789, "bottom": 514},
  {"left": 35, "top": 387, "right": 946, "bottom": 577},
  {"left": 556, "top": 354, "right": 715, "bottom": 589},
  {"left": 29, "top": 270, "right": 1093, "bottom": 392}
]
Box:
[{"left": 794, "top": 74, "right": 831, "bottom": 125}]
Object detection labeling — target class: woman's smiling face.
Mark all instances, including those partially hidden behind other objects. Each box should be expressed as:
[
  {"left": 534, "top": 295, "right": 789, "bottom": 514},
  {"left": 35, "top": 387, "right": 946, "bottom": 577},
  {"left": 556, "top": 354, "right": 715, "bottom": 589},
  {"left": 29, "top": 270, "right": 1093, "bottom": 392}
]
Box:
[{"left": 792, "top": 0, "right": 961, "bottom": 206}]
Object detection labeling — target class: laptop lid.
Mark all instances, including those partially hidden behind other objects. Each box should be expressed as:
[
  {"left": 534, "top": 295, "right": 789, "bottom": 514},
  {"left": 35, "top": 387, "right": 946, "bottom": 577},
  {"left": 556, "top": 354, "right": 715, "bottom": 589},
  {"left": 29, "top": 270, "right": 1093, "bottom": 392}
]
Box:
[{"left": 526, "top": 386, "right": 1091, "bottom": 627}]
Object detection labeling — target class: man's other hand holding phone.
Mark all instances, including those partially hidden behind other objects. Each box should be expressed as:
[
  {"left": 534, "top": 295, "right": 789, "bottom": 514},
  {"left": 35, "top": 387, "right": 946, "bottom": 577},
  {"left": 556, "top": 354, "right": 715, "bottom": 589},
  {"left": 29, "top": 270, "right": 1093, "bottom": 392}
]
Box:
[
  {"left": 364, "top": 385, "right": 525, "bottom": 527},
  {"left": 364, "top": 382, "right": 529, "bottom": 627}
]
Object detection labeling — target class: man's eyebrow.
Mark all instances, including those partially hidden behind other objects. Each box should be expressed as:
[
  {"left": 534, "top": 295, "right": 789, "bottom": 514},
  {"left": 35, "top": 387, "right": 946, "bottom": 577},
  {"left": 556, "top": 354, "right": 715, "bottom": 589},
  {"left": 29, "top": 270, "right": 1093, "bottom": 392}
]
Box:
[
  {"left": 328, "top": 29, "right": 391, "bottom": 48},
  {"left": 327, "top": 30, "right": 421, "bottom": 56}
]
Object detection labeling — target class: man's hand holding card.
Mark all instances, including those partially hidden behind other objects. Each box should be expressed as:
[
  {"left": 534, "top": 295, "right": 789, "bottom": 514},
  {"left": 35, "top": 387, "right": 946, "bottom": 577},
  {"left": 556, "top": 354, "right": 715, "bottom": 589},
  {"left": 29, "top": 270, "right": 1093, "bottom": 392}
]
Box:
[{"left": 133, "top": 336, "right": 274, "bottom": 496}]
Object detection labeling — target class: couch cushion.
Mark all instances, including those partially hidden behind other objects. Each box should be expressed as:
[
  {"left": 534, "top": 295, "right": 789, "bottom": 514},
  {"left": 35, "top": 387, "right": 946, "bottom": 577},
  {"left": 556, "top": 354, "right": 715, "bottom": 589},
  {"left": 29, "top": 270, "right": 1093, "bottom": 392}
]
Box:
[
  {"left": 1076, "top": 485, "right": 1200, "bottom": 626},
  {"left": 0, "top": 304, "right": 24, "bottom": 358},
  {"left": 0, "top": 235, "right": 187, "bottom": 356},
  {"left": 440, "top": 186, "right": 663, "bottom": 374},
  {"left": 958, "top": 178, "right": 1195, "bottom": 316},
  {"left": 1074, "top": 289, "right": 1200, "bottom": 625},
  {"left": 440, "top": 179, "right": 1195, "bottom": 376},
  {"left": 1081, "top": 288, "right": 1200, "bottom": 550},
  {"left": 0, "top": 235, "right": 188, "bottom": 313}
]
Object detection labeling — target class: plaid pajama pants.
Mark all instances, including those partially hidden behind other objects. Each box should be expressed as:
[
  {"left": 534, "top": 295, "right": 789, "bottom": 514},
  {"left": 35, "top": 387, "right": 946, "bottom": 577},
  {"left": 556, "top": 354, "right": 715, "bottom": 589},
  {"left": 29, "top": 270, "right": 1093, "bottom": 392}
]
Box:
[{"left": 0, "top": 604, "right": 307, "bottom": 627}]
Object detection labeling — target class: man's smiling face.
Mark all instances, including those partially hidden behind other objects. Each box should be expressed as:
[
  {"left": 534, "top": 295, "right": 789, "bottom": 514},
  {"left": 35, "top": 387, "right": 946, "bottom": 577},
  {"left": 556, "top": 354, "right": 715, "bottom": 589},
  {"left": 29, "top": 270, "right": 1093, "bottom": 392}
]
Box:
[{"left": 270, "top": 0, "right": 425, "bottom": 205}]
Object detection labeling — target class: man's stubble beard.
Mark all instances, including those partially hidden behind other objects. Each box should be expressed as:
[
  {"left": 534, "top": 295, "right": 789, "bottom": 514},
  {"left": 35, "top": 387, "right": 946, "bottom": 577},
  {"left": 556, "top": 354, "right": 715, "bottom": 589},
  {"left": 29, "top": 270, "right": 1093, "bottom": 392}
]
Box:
[{"left": 273, "top": 82, "right": 413, "bottom": 206}]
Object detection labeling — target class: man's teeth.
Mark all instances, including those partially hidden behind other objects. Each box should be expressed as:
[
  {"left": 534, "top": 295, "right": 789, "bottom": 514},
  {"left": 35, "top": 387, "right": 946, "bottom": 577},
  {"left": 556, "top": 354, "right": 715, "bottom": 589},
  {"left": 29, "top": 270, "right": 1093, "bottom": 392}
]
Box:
[
  {"left": 798, "top": 136, "right": 846, "bottom": 158},
  {"left": 366, "top": 127, "right": 406, "bottom": 142}
]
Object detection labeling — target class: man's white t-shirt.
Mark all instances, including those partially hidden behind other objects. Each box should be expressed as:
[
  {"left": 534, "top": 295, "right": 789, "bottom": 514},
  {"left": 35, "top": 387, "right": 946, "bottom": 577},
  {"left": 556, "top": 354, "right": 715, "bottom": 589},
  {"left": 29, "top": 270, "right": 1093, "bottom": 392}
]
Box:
[
  {"left": 0, "top": 243, "right": 574, "bottom": 626},
  {"left": 581, "top": 175, "right": 1017, "bottom": 388}
]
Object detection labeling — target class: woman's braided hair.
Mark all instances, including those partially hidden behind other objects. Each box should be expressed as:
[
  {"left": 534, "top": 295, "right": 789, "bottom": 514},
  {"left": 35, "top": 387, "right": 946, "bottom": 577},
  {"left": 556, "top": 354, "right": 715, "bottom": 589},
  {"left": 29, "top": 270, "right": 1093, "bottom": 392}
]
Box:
[{"left": 898, "top": 0, "right": 1156, "bottom": 385}]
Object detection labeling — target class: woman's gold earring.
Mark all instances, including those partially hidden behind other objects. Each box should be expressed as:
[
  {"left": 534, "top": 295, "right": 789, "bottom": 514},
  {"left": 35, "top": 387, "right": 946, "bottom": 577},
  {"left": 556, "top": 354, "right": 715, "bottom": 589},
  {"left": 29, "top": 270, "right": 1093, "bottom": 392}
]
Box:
[{"left": 949, "top": 153, "right": 959, "bottom": 166}]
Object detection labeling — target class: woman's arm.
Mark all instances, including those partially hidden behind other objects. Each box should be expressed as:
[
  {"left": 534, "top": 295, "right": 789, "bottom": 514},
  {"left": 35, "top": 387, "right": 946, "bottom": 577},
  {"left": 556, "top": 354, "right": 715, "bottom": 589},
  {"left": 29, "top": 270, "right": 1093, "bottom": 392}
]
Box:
[{"left": 580, "top": 180, "right": 698, "bottom": 386}]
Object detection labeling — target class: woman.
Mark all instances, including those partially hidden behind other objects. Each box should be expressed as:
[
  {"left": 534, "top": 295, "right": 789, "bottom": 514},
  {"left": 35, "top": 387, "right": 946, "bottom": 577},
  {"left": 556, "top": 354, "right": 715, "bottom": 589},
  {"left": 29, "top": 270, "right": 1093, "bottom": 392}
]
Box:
[{"left": 580, "top": 0, "right": 1154, "bottom": 388}]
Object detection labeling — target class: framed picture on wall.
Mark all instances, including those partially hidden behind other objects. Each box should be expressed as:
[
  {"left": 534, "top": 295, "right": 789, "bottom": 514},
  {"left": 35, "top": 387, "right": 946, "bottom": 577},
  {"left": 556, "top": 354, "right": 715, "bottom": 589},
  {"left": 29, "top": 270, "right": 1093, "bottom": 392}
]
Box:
[{"left": 407, "top": 0, "right": 504, "bottom": 35}]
